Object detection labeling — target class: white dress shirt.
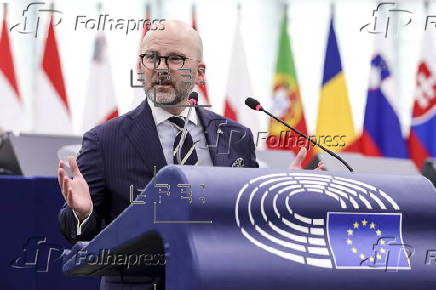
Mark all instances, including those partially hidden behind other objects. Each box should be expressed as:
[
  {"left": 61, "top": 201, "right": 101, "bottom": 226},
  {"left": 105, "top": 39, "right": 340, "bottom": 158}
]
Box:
[{"left": 147, "top": 98, "right": 213, "bottom": 166}]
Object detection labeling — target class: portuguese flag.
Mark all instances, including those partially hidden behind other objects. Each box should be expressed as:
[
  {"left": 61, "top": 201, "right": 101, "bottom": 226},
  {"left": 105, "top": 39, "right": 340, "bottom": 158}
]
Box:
[{"left": 268, "top": 9, "right": 311, "bottom": 166}]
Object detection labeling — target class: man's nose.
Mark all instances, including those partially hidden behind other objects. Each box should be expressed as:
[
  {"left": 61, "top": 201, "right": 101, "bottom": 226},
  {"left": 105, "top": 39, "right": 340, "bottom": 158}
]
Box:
[{"left": 155, "top": 58, "right": 169, "bottom": 71}]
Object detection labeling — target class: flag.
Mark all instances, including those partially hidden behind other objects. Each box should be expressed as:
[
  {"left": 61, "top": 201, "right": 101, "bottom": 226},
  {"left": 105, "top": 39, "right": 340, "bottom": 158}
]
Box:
[
  {"left": 34, "top": 16, "right": 72, "bottom": 134},
  {"left": 360, "top": 32, "right": 408, "bottom": 158},
  {"left": 82, "top": 32, "right": 118, "bottom": 133},
  {"left": 327, "top": 212, "right": 410, "bottom": 269},
  {"left": 267, "top": 10, "right": 311, "bottom": 165},
  {"left": 191, "top": 4, "right": 210, "bottom": 106},
  {"left": 131, "top": 4, "right": 151, "bottom": 109},
  {"left": 316, "top": 17, "right": 356, "bottom": 153},
  {"left": 0, "top": 4, "right": 24, "bottom": 133},
  {"left": 223, "top": 10, "right": 259, "bottom": 137},
  {"left": 408, "top": 32, "right": 436, "bottom": 168}
]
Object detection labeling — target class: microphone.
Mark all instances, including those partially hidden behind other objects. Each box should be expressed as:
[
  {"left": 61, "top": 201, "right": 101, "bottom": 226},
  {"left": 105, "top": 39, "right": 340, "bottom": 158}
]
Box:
[
  {"left": 177, "top": 92, "right": 199, "bottom": 164},
  {"left": 245, "top": 97, "right": 262, "bottom": 111},
  {"left": 245, "top": 97, "right": 354, "bottom": 172},
  {"left": 188, "top": 91, "right": 199, "bottom": 105}
]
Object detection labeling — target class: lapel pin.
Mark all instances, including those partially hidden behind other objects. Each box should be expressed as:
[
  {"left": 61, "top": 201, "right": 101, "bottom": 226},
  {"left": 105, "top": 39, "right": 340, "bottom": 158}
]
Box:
[
  {"left": 232, "top": 157, "right": 245, "bottom": 168},
  {"left": 217, "top": 128, "right": 224, "bottom": 135}
]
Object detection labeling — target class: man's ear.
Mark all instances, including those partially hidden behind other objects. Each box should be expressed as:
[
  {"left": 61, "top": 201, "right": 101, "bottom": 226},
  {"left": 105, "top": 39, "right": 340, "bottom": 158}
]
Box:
[{"left": 196, "top": 64, "right": 206, "bottom": 85}]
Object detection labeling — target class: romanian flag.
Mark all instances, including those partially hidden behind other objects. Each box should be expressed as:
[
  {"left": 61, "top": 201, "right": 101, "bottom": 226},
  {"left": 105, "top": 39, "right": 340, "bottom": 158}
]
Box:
[
  {"left": 267, "top": 9, "right": 310, "bottom": 165},
  {"left": 316, "top": 17, "right": 356, "bottom": 153}
]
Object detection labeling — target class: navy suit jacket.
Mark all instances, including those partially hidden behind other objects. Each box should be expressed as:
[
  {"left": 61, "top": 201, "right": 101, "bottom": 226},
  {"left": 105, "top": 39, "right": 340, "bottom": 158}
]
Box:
[{"left": 59, "top": 101, "right": 259, "bottom": 243}]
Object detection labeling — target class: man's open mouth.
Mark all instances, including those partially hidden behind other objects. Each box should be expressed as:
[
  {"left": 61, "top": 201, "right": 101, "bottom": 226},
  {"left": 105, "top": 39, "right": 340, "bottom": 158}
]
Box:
[{"left": 153, "top": 80, "right": 172, "bottom": 86}]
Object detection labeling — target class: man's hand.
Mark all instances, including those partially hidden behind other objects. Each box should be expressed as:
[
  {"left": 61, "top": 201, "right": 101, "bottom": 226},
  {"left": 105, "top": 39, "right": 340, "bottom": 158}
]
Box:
[
  {"left": 288, "top": 147, "right": 325, "bottom": 170},
  {"left": 58, "top": 156, "right": 92, "bottom": 221}
]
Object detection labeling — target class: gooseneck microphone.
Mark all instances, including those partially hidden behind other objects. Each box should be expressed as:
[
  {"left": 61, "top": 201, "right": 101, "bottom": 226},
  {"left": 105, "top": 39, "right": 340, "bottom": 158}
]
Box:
[
  {"left": 245, "top": 97, "right": 354, "bottom": 172},
  {"left": 176, "top": 92, "right": 199, "bottom": 164}
]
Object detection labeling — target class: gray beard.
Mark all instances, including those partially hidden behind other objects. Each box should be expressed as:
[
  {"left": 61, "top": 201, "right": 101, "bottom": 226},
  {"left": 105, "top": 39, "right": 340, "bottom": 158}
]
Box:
[{"left": 144, "top": 84, "right": 193, "bottom": 106}]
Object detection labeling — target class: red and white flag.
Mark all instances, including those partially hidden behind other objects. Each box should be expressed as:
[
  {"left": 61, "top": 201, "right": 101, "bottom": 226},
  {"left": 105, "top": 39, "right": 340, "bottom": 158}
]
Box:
[
  {"left": 223, "top": 17, "right": 260, "bottom": 135},
  {"left": 0, "top": 5, "right": 24, "bottom": 133},
  {"left": 82, "top": 32, "right": 118, "bottom": 132},
  {"left": 34, "top": 16, "right": 72, "bottom": 134},
  {"left": 191, "top": 4, "right": 210, "bottom": 106},
  {"left": 131, "top": 4, "right": 151, "bottom": 109}
]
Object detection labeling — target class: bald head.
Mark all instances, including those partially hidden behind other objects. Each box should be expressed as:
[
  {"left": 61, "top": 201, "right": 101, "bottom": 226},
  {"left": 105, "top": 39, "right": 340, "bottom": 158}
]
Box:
[
  {"left": 141, "top": 19, "right": 203, "bottom": 61},
  {"left": 139, "top": 19, "right": 206, "bottom": 113}
]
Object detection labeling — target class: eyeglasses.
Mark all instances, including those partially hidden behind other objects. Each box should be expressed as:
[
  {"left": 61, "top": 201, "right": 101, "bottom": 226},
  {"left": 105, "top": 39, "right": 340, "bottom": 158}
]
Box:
[{"left": 139, "top": 52, "right": 193, "bottom": 69}]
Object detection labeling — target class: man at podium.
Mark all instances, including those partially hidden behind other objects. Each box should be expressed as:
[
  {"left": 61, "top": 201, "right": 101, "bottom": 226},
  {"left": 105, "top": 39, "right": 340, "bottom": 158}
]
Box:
[{"left": 57, "top": 19, "right": 318, "bottom": 290}]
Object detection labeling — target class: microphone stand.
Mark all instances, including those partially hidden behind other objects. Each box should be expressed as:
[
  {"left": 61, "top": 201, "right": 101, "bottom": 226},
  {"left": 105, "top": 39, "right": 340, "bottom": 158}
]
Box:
[{"left": 261, "top": 108, "right": 354, "bottom": 172}]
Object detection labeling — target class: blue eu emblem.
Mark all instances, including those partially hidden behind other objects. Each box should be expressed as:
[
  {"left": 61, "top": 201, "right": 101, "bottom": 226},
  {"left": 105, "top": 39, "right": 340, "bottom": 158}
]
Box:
[{"left": 327, "top": 212, "right": 411, "bottom": 270}]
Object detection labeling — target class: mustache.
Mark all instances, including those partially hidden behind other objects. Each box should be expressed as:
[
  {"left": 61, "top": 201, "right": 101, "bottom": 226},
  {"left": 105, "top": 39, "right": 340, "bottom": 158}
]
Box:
[
  {"left": 152, "top": 80, "right": 173, "bottom": 86},
  {"left": 152, "top": 73, "right": 173, "bottom": 86}
]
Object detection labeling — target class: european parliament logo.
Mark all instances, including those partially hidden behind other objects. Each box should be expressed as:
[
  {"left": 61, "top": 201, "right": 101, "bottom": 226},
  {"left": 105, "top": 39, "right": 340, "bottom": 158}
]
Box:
[{"left": 235, "top": 172, "right": 412, "bottom": 271}]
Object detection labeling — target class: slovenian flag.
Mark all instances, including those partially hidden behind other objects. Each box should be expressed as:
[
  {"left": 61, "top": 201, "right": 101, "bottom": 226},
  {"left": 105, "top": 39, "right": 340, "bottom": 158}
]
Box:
[
  {"left": 408, "top": 31, "right": 436, "bottom": 169},
  {"left": 360, "top": 31, "right": 408, "bottom": 158}
]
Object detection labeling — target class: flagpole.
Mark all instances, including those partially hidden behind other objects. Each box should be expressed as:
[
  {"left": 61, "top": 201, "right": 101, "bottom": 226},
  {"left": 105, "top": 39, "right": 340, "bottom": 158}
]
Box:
[
  {"left": 330, "top": 1, "right": 335, "bottom": 20},
  {"left": 192, "top": 3, "right": 196, "bottom": 30},
  {"left": 3, "top": 3, "right": 7, "bottom": 18},
  {"left": 283, "top": 2, "right": 288, "bottom": 20}
]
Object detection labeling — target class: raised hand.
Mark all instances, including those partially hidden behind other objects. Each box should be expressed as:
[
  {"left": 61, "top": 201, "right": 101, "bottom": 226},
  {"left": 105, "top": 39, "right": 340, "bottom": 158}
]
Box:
[
  {"left": 288, "top": 147, "right": 325, "bottom": 170},
  {"left": 57, "top": 156, "right": 92, "bottom": 221}
]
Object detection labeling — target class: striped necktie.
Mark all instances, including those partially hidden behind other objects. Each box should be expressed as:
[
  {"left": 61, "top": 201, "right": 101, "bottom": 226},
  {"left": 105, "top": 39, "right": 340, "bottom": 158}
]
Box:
[{"left": 167, "top": 116, "right": 199, "bottom": 166}]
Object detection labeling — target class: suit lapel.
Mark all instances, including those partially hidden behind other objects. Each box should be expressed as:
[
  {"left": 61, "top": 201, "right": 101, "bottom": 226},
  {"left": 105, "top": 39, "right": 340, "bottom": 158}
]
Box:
[
  {"left": 122, "top": 103, "right": 241, "bottom": 170},
  {"left": 122, "top": 101, "right": 167, "bottom": 173},
  {"left": 196, "top": 107, "right": 234, "bottom": 167}
]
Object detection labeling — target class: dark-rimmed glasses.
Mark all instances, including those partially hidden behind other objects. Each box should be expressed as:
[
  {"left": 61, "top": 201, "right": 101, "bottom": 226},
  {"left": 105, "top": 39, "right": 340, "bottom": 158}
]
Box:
[{"left": 139, "top": 52, "right": 193, "bottom": 69}]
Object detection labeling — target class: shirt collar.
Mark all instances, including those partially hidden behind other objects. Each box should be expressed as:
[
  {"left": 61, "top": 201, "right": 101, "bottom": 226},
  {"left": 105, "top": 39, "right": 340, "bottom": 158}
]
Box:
[{"left": 147, "top": 98, "right": 199, "bottom": 126}]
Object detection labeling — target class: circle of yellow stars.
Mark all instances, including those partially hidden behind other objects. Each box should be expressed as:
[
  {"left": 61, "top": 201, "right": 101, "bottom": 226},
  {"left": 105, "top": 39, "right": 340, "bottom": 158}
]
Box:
[{"left": 346, "top": 219, "right": 385, "bottom": 262}]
